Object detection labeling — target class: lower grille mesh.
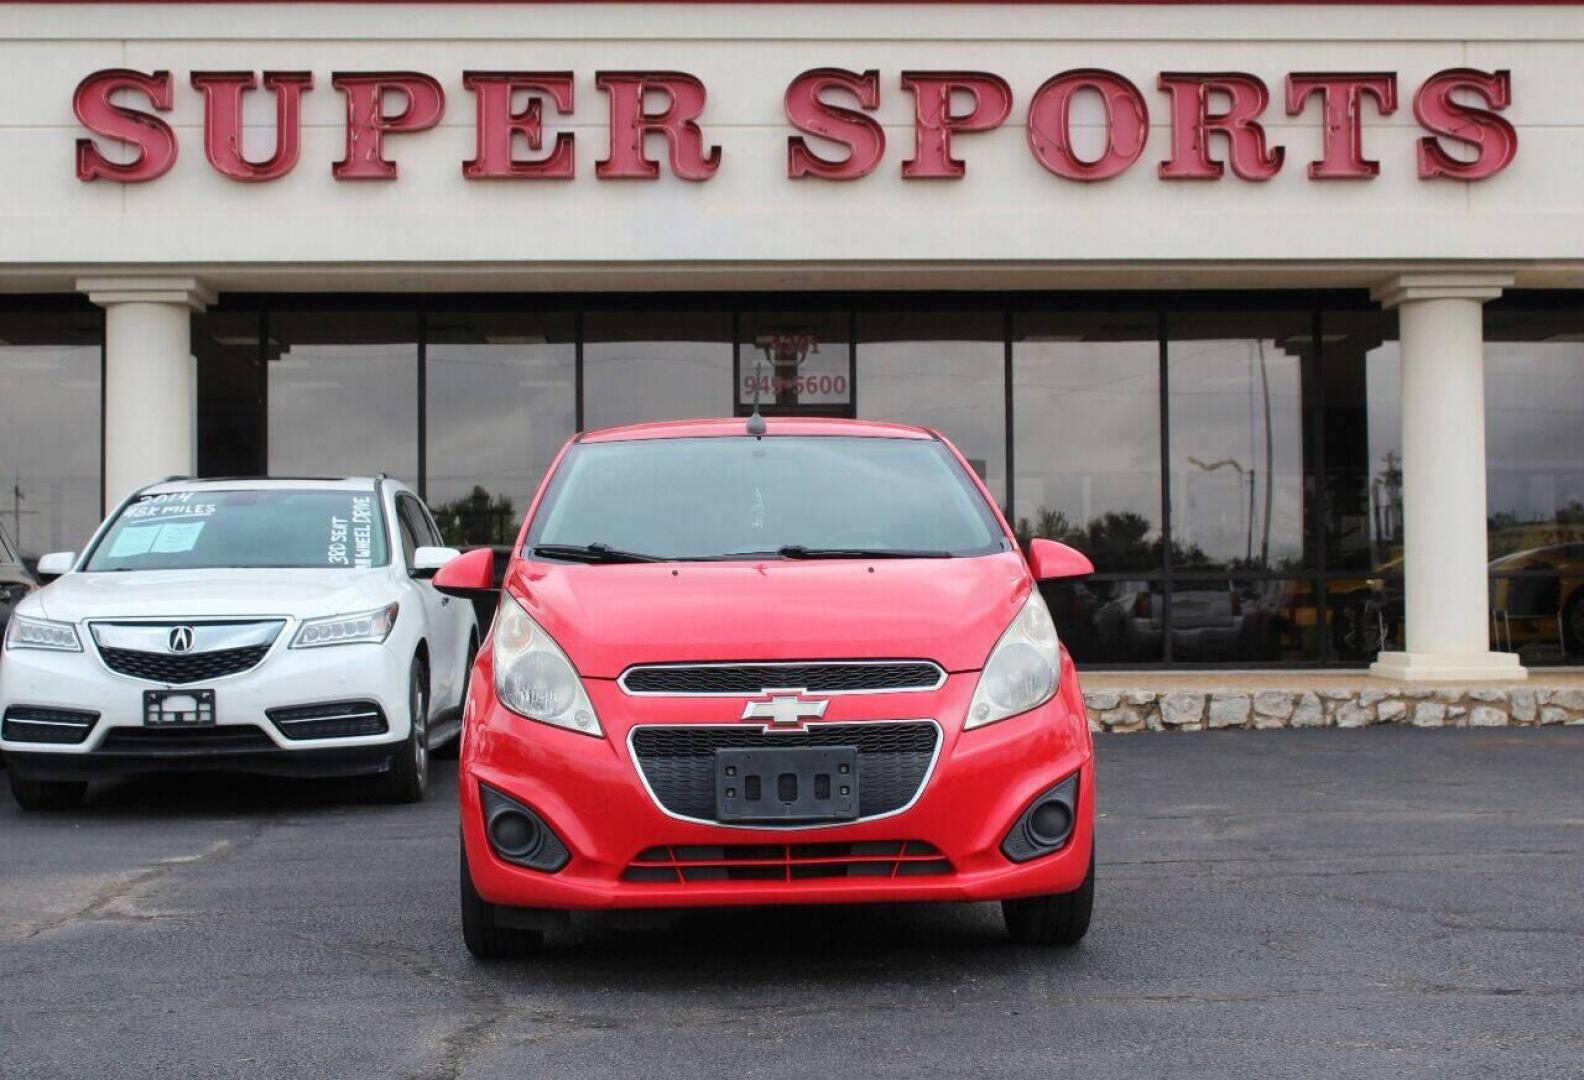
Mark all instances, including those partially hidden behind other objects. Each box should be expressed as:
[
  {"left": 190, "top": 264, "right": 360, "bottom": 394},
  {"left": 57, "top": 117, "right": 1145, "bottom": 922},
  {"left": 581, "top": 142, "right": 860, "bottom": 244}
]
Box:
[
  {"left": 2, "top": 706, "right": 98, "bottom": 745},
  {"left": 267, "top": 701, "right": 388, "bottom": 741},
  {"left": 630, "top": 722, "right": 938, "bottom": 824},
  {"left": 623, "top": 840, "right": 952, "bottom": 883}
]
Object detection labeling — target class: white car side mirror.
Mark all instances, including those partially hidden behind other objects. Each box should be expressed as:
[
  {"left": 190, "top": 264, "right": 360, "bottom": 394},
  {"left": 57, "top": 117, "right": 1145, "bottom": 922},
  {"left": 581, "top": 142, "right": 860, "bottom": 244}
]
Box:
[
  {"left": 36, "top": 551, "right": 76, "bottom": 580},
  {"left": 412, "top": 545, "right": 462, "bottom": 580}
]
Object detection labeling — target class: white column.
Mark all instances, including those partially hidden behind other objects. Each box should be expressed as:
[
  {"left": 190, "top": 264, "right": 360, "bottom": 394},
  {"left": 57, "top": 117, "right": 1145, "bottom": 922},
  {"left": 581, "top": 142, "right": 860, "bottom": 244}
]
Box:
[
  {"left": 78, "top": 276, "right": 213, "bottom": 509},
  {"left": 1369, "top": 273, "right": 1524, "bottom": 682}
]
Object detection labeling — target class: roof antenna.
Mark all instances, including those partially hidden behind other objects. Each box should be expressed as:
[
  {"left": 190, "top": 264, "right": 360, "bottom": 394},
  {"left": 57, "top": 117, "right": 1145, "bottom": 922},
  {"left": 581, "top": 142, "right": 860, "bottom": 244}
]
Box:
[{"left": 746, "top": 356, "right": 767, "bottom": 437}]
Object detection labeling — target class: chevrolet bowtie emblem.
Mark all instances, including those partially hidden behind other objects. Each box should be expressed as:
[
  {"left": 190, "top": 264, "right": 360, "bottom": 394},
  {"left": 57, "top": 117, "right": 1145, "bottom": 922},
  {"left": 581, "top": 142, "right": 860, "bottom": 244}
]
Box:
[{"left": 741, "top": 691, "right": 829, "bottom": 727}]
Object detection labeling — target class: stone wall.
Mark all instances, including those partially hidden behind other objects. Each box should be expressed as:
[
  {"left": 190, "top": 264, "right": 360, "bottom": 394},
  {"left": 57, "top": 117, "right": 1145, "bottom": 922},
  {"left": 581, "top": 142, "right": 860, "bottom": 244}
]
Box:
[{"left": 1083, "top": 687, "right": 1584, "bottom": 732}]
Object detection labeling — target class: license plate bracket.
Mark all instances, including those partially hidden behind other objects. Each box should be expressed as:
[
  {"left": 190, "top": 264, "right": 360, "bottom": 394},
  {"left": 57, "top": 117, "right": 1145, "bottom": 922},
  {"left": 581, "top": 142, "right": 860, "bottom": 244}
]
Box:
[
  {"left": 143, "top": 689, "right": 216, "bottom": 728},
  {"left": 715, "top": 746, "right": 859, "bottom": 822}
]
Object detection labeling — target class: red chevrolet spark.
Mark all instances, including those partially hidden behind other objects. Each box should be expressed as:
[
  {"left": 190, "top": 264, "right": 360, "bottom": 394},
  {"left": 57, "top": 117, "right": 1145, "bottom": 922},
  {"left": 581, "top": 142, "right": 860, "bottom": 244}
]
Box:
[{"left": 434, "top": 417, "right": 1097, "bottom": 957}]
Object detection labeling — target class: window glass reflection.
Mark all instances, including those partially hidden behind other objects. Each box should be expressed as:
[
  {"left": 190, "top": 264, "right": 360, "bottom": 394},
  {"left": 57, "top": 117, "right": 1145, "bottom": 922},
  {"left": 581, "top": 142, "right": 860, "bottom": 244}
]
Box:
[
  {"left": 738, "top": 310, "right": 849, "bottom": 415},
  {"left": 0, "top": 307, "right": 103, "bottom": 557},
  {"left": 1041, "top": 579, "right": 1164, "bottom": 665},
  {"left": 426, "top": 311, "right": 575, "bottom": 544},
  {"left": 1167, "top": 311, "right": 1311, "bottom": 573},
  {"left": 1318, "top": 308, "right": 1402, "bottom": 577},
  {"left": 858, "top": 311, "right": 1005, "bottom": 506},
  {"left": 583, "top": 311, "right": 732, "bottom": 430},
  {"left": 1485, "top": 303, "right": 1584, "bottom": 662},
  {"left": 1013, "top": 310, "right": 1161, "bottom": 573},
  {"left": 195, "top": 309, "right": 265, "bottom": 479},
  {"left": 267, "top": 310, "right": 418, "bottom": 483}
]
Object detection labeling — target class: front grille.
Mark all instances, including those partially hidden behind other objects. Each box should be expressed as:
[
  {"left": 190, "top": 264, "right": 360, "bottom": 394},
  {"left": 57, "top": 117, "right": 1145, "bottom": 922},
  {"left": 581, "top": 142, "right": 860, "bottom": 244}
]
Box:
[
  {"left": 2, "top": 706, "right": 98, "bottom": 745},
  {"left": 98, "top": 644, "right": 272, "bottom": 684},
  {"left": 98, "top": 725, "right": 277, "bottom": 753},
  {"left": 623, "top": 840, "right": 952, "bottom": 883},
  {"left": 621, "top": 661, "right": 944, "bottom": 696},
  {"left": 630, "top": 721, "right": 939, "bottom": 825},
  {"left": 267, "top": 701, "right": 388, "bottom": 741}
]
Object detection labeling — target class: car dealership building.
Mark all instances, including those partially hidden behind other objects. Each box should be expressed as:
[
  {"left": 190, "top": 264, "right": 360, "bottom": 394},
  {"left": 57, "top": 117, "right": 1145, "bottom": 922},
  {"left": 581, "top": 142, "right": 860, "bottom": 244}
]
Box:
[{"left": 3, "top": 1, "right": 1584, "bottom": 684}]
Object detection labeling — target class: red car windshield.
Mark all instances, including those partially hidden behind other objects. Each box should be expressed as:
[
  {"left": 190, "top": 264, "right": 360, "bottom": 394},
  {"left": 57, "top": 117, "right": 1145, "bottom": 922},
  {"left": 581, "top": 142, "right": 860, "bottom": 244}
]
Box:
[{"left": 527, "top": 435, "right": 1007, "bottom": 562}]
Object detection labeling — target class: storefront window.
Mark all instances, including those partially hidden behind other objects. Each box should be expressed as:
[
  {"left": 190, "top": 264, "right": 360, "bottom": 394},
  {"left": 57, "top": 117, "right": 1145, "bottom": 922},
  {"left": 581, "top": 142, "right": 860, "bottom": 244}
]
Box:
[
  {"left": 267, "top": 310, "right": 419, "bottom": 483},
  {"left": 1167, "top": 310, "right": 1312, "bottom": 574},
  {"left": 195, "top": 309, "right": 266, "bottom": 479},
  {"left": 0, "top": 306, "right": 103, "bottom": 557},
  {"left": 738, "top": 310, "right": 850, "bottom": 416},
  {"left": 857, "top": 311, "right": 1005, "bottom": 506},
  {"left": 1013, "top": 309, "right": 1161, "bottom": 573},
  {"left": 1485, "top": 302, "right": 1584, "bottom": 661},
  {"left": 583, "top": 310, "right": 732, "bottom": 429},
  {"left": 425, "top": 311, "right": 576, "bottom": 544}
]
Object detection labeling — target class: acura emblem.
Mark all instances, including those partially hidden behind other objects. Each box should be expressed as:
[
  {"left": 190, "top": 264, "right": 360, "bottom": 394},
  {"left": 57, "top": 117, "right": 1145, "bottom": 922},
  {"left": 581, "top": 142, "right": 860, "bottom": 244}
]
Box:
[
  {"left": 168, "top": 626, "right": 195, "bottom": 654},
  {"left": 741, "top": 690, "right": 828, "bottom": 728}
]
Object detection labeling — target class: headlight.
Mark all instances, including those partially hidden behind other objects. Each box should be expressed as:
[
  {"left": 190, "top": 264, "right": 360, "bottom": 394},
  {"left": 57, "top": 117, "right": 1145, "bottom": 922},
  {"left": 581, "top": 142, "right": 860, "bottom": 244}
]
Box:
[
  {"left": 4, "top": 613, "right": 82, "bottom": 652},
  {"left": 965, "top": 590, "right": 1060, "bottom": 730},
  {"left": 492, "top": 592, "right": 601, "bottom": 737},
  {"left": 291, "top": 603, "right": 399, "bottom": 648}
]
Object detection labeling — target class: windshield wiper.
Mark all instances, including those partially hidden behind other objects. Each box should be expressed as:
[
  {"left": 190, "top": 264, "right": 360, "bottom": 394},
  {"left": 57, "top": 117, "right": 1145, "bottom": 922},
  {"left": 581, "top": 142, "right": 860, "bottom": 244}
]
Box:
[
  {"left": 530, "top": 542, "right": 665, "bottom": 564},
  {"left": 776, "top": 545, "right": 953, "bottom": 560}
]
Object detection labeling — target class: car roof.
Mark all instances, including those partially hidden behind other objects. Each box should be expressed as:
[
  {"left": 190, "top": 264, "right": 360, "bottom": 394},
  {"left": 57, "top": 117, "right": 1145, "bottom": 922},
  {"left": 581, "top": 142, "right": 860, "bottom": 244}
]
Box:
[
  {"left": 137, "top": 476, "right": 386, "bottom": 496},
  {"left": 578, "top": 417, "right": 937, "bottom": 443}
]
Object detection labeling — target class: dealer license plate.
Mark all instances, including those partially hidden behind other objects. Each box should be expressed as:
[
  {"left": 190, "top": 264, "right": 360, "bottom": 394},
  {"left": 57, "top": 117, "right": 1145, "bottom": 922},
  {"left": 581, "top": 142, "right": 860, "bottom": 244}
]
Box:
[
  {"left": 715, "top": 746, "right": 859, "bottom": 822},
  {"left": 142, "top": 689, "right": 216, "bottom": 728}
]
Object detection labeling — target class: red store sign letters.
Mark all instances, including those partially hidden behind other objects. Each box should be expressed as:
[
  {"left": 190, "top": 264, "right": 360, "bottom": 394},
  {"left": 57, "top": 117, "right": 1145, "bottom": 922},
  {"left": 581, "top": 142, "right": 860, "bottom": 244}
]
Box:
[{"left": 73, "top": 66, "right": 1518, "bottom": 185}]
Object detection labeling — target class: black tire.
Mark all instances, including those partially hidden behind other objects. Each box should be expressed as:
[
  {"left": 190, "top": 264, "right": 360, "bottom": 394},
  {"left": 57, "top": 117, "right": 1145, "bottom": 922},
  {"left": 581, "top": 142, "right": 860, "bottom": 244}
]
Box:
[
  {"left": 432, "top": 633, "right": 478, "bottom": 761},
  {"left": 460, "top": 843, "right": 543, "bottom": 959},
  {"left": 1562, "top": 592, "right": 1584, "bottom": 659},
  {"left": 378, "top": 655, "right": 430, "bottom": 804},
  {"left": 7, "top": 763, "right": 86, "bottom": 812},
  {"left": 1002, "top": 848, "right": 1095, "bottom": 947}
]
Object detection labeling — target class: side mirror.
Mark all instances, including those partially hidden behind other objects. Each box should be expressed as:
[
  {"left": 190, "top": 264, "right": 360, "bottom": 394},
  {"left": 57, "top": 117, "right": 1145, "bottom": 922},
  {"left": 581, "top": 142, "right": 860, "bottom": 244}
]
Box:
[
  {"left": 1027, "top": 538, "right": 1094, "bottom": 581},
  {"left": 36, "top": 551, "right": 76, "bottom": 582},
  {"left": 411, "top": 545, "right": 463, "bottom": 580},
  {"left": 432, "top": 547, "right": 496, "bottom": 600}
]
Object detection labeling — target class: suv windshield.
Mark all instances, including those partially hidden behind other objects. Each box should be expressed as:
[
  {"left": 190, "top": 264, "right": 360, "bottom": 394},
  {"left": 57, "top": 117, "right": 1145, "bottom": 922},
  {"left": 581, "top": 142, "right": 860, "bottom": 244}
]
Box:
[
  {"left": 527, "top": 436, "right": 1006, "bottom": 561},
  {"left": 85, "top": 488, "right": 389, "bottom": 572}
]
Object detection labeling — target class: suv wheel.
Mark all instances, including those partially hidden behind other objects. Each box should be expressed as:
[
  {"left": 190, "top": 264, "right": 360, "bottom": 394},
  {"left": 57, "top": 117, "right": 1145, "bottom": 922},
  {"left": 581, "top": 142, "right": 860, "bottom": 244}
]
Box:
[
  {"left": 460, "top": 843, "right": 543, "bottom": 959},
  {"left": 379, "top": 656, "right": 429, "bottom": 804},
  {"left": 7, "top": 763, "right": 86, "bottom": 812},
  {"left": 1002, "top": 848, "right": 1095, "bottom": 946}
]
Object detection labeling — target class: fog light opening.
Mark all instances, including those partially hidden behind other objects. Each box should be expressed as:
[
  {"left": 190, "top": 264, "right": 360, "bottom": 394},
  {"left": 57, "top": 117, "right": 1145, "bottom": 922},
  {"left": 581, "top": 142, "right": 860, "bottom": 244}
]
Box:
[
  {"left": 1027, "top": 799, "right": 1074, "bottom": 847},
  {"left": 478, "top": 784, "right": 572, "bottom": 873},
  {"left": 1000, "top": 773, "right": 1080, "bottom": 864},
  {"left": 488, "top": 808, "right": 543, "bottom": 860}
]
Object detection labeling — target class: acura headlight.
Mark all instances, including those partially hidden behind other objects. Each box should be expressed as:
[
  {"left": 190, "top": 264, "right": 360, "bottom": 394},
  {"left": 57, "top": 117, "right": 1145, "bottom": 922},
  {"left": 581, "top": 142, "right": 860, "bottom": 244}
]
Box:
[
  {"left": 492, "top": 592, "right": 601, "bottom": 737},
  {"left": 4, "top": 613, "right": 82, "bottom": 652},
  {"left": 965, "top": 590, "right": 1060, "bottom": 730},
  {"left": 291, "top": 603, "right": 399, "bottom": 648}
]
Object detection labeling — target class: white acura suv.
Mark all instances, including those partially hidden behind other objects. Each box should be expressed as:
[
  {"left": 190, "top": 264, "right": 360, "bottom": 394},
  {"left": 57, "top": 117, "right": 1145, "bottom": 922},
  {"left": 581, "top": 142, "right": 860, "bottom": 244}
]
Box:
[{"left": 0, "top": 476, "right": 478, "bottom": 810}]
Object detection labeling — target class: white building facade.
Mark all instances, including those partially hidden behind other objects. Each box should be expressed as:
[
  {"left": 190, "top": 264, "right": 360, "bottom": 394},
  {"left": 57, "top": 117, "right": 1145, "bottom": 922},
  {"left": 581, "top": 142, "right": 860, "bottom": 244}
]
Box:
[{"left": 4, "top": 2, "right": 1584, "bottom": 677}]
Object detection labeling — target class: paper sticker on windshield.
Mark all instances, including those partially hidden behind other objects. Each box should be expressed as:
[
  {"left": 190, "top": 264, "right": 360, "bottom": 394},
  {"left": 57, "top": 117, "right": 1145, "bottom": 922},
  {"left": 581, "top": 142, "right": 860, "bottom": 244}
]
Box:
[
  {"left": 108, "top": 525, "right": 160, "bottom": 558},
  {"left": 151, "top": 521, "right": 205, "bottom": 553}
]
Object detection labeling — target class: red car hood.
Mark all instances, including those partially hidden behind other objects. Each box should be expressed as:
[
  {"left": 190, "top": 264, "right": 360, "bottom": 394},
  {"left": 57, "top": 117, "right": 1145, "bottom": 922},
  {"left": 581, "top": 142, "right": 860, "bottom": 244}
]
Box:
[{"left": 507, "top": 552, "right": 1031, "bottom": 679}]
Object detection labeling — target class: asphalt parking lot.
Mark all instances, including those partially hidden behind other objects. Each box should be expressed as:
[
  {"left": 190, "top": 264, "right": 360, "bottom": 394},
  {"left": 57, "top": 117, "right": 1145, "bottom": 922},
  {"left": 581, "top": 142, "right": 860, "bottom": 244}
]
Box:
[{"left": 3, "top": 728, "right": 1581, "bottom": 1080}]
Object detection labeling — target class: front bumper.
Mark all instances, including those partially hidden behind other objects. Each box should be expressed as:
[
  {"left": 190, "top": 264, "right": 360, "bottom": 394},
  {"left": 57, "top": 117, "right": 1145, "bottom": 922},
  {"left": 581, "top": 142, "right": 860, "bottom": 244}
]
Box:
[
  {"left": 0, "top": 635, "right": 413, "bottom": 776},
  {"left": 462, "top": 666, "right": 1095, "bottom": 910}
]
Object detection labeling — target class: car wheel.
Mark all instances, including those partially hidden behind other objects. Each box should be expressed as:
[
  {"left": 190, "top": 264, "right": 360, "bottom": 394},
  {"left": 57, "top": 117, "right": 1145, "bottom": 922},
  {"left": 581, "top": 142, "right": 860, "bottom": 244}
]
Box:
[
  {"left": 379, "top": 655, "right": 429, "bottom": 804},
  {"left": 1563, "top": 592, "right": 1584, "bottom": 658},
  {"left": 6, "top": 762, "right": 86, "bottom": 812},
  {"left": 460, "top": 842, "right": 543, "bottom": 959},
  {"left": 1001, "top": 848, "right": 1094, "bottom": 947}
]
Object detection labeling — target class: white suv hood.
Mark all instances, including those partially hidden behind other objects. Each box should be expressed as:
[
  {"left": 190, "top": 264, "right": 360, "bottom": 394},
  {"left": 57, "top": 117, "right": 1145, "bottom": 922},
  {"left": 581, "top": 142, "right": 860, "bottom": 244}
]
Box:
[{"left": 33, "top": 568, "right": 393, "bottom": 622}]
